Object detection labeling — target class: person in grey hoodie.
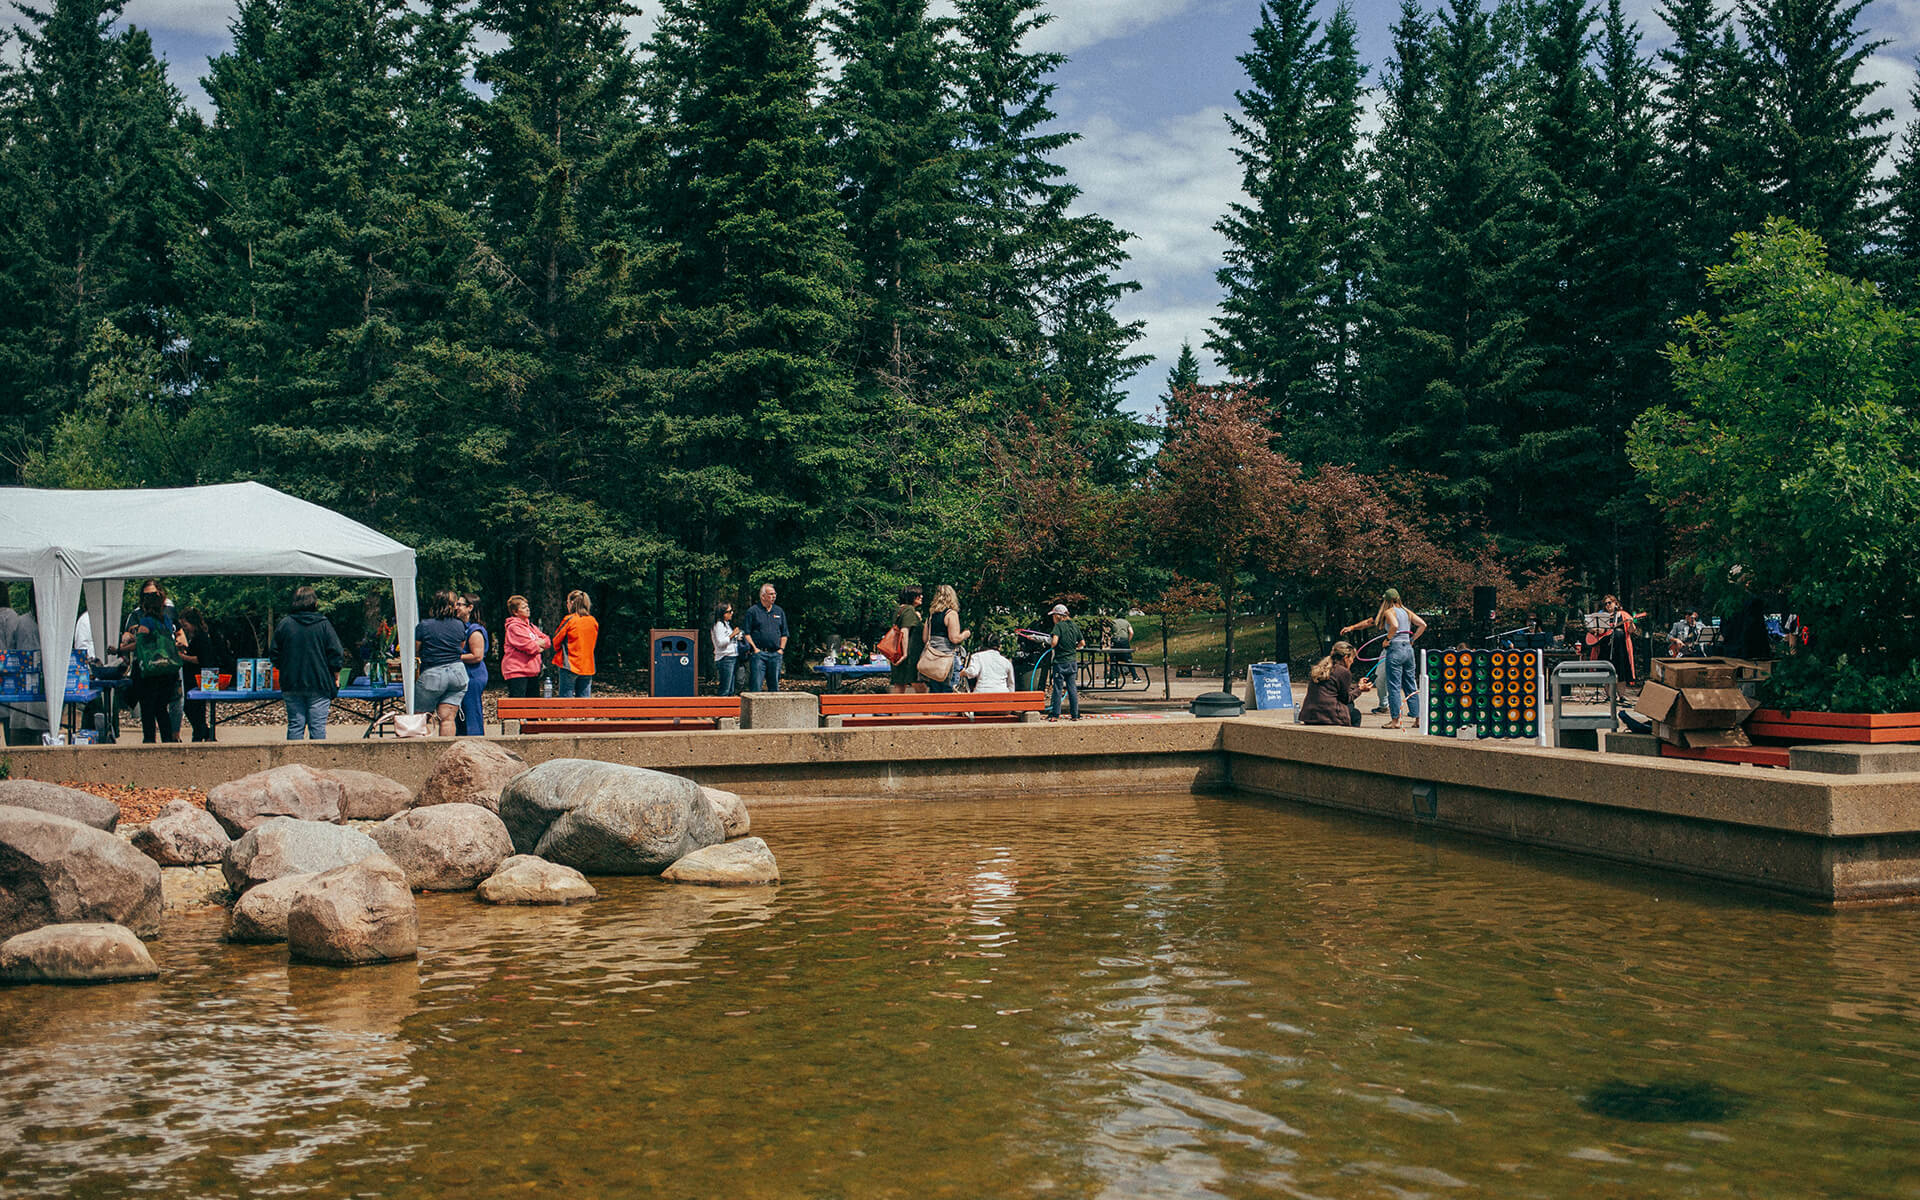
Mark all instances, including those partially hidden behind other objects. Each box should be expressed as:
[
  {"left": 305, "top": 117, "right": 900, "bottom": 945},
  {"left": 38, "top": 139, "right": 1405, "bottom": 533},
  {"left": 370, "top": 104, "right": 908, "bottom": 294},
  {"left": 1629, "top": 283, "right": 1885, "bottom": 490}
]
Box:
[{"left": 271, "top": 586, "right": 345, "bottom": 740}]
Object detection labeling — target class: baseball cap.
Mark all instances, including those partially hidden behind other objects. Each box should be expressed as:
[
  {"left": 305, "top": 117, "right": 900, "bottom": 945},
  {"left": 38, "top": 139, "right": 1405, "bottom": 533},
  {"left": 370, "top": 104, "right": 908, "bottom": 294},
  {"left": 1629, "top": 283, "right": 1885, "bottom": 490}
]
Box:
[{"left": 1049, "top": 604, "right": 1068, "bottom": 616}]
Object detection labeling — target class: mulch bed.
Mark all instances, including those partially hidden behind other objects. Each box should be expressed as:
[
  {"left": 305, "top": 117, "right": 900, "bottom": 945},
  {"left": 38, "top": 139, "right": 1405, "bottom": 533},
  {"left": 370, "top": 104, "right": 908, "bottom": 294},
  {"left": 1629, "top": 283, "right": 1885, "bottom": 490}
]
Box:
[{"left": 59, "top": 781, "right": 207, "bottom": 826}]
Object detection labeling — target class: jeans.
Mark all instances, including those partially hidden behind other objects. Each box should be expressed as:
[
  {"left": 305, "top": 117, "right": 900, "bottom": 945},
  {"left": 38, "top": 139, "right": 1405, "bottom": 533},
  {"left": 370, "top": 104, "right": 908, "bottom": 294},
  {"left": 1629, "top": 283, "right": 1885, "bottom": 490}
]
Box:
[
  {"left": 415, "top": 661, "right": 469, "bottom": 714},
  {"left": 715, "top": 656, "right": 738, "bottom": 696},
  {"left": 132, "top": 673, "right": 180, "bottom": 744},
  {"left": 749, "top": 650, "right": 783, "bottom": 692},
  {"left": 184, "top": 697, "right": 213, "bottom": 741},
  {"left": 1384, "top": 641, "right": 1420, "bottom": 721},
  {"left": 284, "top": 692, "right": 330, "bottom": 740},
  {"left": 557, "top": 668, "right": 592, "bottom": 697},
  {"left": 459, "top": 666, "right": 488, "bottom": 735},
  {"left": 1046, "top": 658, "right": 1080, "bottom": 719}
]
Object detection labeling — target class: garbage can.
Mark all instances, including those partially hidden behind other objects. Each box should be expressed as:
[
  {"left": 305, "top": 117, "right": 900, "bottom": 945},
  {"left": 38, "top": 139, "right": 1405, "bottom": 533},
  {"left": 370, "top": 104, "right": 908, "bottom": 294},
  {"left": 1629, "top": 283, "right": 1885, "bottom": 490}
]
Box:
[
  {"left": 650, "top": 628, "right": 698, "bottom": 697},
  {"left": 1246, "top": 662, "right": 1293, "bottom": 711}
]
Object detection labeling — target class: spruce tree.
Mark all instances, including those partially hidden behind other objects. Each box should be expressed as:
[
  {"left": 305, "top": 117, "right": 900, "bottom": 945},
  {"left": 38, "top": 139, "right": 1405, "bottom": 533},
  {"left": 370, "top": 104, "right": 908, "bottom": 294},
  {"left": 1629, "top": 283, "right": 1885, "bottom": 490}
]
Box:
[
  {"left": 824, "top": 0, "right": 972, "bottom": 399},
  {"left": 1654, "top": 0, "right": 1758, "bottom": 303},
  {"left": 0, "top": 0, "right": 199, "bottom": 473},
  {"left": 1739, "top": 0, "right": 1892, "bottom": 273},
  {"left": 1162, "top": 340, "right": 1202, "bottom": 429},
  {"left": 460, "top": 0, "right": 657, "bottom": 608},
  {"left": 1364, "top": 0, "right": 1538, "bottom": 533},
  {"left": 639, "top": 0, "right": 866, "bottom": 616},
  {"left": 1883, "top": 66, "right": 1920, "bottom": 305},
  {"left": 952, "top": 0, "right": 1146, "bottom": 473},
  {"left": 1209, "top": 0, "right": 1367, "bottom": 464}
]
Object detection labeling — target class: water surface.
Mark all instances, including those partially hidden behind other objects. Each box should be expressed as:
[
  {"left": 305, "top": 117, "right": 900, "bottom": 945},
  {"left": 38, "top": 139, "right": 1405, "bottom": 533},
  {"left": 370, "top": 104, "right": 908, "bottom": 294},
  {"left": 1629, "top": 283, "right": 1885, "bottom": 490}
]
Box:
[{"left": 4, "top": 793, "right": 1919, "bottom": 1198}]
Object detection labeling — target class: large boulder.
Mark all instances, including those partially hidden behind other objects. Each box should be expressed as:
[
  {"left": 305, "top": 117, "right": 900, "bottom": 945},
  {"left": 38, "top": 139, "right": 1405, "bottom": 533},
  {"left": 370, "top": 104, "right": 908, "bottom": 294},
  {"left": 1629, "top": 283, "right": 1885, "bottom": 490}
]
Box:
[
  {"left": 221, "top": 818, "right": 380, "bottom": 895},
  {"left": 662, "top": 837, "right": 780, "bottom": 887},
  {"left": 531, "top": 764, "right": 725, "bottom": 875},
  {"left": 700, "top": 786, "right": 750, "bottom": 838},
  {"left": 475, "top": 855, "right": 597, "bottom": 906},
  {"left": 498, "top": 759, "right": 616, "bottom": 853},
  {"left": 131, "top": 800, "right": 230, "bottom": 867},
  {"left": 370, "top": 805, "right": 514, "bottom": 892},
  {"left": 226, "top": 872, "right": 319, "bottom": 943},
  {"left": 0, "top": 923, "right": 159, "bottom": 984},
  {"left": 415, "top": 741, "right": 528, "bottom": 813},
  {"left": 326, "top": 770, "right": 413, "bottom": 821},
  {"left": 286, "top": 853, "right": 417, "bottom": 965},
  {"left": 0, "top": 780, "right": 120, "bottom": 832},
  {"left": 0, "top": 808, "right": 162, "bottom": 939},
  {"left": 206, "top": 765, "right": 345, "bottom": 837}
]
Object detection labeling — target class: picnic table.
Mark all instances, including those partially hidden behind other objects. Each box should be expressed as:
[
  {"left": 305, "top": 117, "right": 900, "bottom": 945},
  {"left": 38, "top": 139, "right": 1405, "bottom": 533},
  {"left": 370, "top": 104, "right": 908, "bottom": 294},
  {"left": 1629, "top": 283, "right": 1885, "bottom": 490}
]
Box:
[
  {"left": 812, "top": 662, "right": 893, "bottom": 692},
  {"left": 186, "top": 683, "right": 406, "bottom": 737}
]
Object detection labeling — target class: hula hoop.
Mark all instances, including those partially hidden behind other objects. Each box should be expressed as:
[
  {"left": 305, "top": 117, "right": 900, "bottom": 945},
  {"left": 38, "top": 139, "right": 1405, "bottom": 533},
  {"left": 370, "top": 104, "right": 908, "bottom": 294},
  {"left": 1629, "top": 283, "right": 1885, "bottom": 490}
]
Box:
[{"left": 1351, "top": 633, "right": 1388, "bottom": 665}]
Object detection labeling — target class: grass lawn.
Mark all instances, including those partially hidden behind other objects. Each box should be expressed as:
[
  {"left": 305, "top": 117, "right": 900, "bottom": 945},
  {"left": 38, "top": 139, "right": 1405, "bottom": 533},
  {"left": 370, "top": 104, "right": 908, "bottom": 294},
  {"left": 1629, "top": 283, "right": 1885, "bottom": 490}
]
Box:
[{"left": 1127, "top": 612, "right": 1328, "bottom": 672}]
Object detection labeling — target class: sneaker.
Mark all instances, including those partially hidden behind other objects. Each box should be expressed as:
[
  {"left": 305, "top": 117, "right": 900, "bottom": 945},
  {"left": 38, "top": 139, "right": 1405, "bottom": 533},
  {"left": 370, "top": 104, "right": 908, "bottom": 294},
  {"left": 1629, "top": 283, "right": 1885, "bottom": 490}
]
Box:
[{"left": 1370, "top": 706, "right": 1387, "bottom": 714}]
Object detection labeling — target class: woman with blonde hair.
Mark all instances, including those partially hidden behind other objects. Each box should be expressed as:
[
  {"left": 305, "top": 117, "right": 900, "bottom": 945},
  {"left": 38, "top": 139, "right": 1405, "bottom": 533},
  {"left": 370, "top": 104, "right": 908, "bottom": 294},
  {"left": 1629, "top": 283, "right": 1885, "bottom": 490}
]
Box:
[
  {"left": 551, "top": 589, "right": 599, "bottom": 697},
  {"left": 921, "top": 584, "right": 970, "bottom": 693},
  {"left": 1299, "top": 641, "right": 1372, "bottom": 726},
  {"left": 1341, "top": 588, "right": 1426, "bottom": 729}
]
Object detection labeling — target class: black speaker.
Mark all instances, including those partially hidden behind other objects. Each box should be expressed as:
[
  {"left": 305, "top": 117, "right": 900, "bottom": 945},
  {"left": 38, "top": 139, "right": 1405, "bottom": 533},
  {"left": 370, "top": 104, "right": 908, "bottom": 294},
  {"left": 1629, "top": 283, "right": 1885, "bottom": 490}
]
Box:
[{"left": 1472, "top": 586, "right": 1497, "bottom": 624}]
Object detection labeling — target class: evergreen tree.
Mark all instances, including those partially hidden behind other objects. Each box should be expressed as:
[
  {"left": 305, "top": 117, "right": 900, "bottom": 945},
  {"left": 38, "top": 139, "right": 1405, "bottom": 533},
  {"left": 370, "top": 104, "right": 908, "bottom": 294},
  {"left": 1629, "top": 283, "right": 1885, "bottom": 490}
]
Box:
[
  {"left": 1208, "top": 0, "right": 1367, "bottom": 464},
  {"left": 1364, "top": 0, "right": 1539, "bottom": 535},
  {"left": 198, "top": 0, "right": 468, "bottom": 538},
  {"left": 639, "top": 0, "right": 867, "bottom": 619},
  {"left": 824, "top": 0, "right": 972, "bottom": 399},
  {"left": 1161, "top": 340, "right": 1201, "bottom": 429},
  {"left": 1739, "top": 0, "right": 1892, "bottom": 273},
  {"left": 0, "top": 0, "right": 199, "bottom": 473},
  {"left": 459, "top": 0, "right": 657, "bottom": 610},
  {"left": 1883, "top": 65, "right": 1920, "bottom": 305},
  {"left": 1654, "top": 0, "right": 1758, "bottom": 305},
  {"left": 952, "top": 0, "right": 1146, "bottom": 474}
]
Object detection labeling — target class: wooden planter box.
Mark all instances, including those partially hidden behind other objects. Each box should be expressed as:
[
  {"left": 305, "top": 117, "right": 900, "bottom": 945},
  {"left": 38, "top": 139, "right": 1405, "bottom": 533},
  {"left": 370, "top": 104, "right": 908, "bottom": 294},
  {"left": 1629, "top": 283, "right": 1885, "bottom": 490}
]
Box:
[{"left": 1747, "top": 709, "right": 1920, "bottom": 745}]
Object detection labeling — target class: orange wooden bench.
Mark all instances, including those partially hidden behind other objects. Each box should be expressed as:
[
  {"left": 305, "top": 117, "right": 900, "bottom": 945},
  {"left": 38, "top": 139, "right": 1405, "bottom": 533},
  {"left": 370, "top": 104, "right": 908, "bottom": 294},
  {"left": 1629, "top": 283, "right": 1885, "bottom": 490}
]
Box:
[
  {"left": 497, "top": 696, "right": 740, "bottom": 734},
  {"left": 1746, "top": 709, "right": 1920, "bottom": 745},
  {"left": 819, "top": 691, "right": 1047, "bottom": 727},
  {"left": 1659, "top": 744, "right": 1792, "bottom": 769}
]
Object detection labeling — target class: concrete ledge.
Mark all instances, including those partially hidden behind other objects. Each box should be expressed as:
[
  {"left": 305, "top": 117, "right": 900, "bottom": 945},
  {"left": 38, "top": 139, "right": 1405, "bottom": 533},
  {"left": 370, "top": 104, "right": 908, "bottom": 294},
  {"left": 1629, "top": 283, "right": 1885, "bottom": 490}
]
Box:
[
  {"left": 1789, "top": 744, "right": 1920, "bottom": 775},
  {"left": 740, "top": 692, "right": 818, "bottom": 730}
]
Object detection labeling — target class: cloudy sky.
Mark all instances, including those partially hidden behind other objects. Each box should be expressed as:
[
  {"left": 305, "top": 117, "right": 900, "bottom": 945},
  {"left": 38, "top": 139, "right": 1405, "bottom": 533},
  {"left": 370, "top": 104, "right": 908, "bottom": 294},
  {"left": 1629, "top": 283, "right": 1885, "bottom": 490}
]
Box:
[{"left": 113, "top": 0, "right": 1920, "bottom": 416}]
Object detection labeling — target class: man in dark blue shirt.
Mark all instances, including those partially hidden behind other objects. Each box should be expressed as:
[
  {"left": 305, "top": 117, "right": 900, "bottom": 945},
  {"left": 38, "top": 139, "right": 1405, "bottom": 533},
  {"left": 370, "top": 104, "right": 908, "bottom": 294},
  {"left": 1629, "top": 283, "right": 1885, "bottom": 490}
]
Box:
[{"left": 743, "top": 584, "right": 789, "bottom": 691}]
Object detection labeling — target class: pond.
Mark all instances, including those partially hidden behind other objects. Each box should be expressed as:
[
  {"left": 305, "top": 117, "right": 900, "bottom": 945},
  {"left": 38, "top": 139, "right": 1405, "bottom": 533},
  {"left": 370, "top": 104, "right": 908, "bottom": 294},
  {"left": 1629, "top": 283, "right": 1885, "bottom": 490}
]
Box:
[{"left": 3, "top": 793, "right": 1919, "bottom": 1198}]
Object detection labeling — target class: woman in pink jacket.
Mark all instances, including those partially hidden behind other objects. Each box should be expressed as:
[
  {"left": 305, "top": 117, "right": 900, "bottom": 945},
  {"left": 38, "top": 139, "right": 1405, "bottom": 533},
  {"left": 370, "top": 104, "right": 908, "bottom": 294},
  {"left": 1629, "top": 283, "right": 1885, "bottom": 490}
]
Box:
[{"left": 501, "top": 595, "right": 551, "bottom": 698}]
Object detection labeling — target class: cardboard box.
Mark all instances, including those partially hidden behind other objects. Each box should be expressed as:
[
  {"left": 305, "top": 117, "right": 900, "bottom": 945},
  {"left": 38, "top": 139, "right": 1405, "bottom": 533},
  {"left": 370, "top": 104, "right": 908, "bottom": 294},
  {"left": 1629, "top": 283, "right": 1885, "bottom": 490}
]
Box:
[
  {"left": 235, "top": 659, "right": 256, "bottom": 691},
  {"left": 1650, "top": 657, "right": 1744, "bottom": 688},
  {"left": 1636, "top": 681, "right": 1758, "bottom": 733}
]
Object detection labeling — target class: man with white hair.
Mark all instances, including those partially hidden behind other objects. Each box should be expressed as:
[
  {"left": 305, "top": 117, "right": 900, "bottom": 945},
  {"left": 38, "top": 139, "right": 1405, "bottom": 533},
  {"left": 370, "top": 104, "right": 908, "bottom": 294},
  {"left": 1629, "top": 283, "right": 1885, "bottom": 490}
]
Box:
[{"left": 1043, "top": 603, "right": 1082, "bottom": 721}]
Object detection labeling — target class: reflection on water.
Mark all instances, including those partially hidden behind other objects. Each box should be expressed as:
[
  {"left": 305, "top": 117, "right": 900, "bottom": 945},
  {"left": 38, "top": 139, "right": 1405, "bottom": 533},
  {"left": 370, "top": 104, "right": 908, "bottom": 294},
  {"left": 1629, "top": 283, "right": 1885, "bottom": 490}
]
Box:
[{"left": 4, "top": 793, "right": 1920, "bottom": 1198}]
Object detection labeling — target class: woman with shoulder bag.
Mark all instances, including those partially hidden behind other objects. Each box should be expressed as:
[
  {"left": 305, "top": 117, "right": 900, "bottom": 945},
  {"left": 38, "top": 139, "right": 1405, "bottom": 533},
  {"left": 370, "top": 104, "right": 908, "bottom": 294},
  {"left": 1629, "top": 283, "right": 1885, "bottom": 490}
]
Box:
[
  {"left": 919, "top": 584, "right": 971, "bottom": 693},
  {"left": 118, "top": 583, "right": 183, "bottom": 744}
]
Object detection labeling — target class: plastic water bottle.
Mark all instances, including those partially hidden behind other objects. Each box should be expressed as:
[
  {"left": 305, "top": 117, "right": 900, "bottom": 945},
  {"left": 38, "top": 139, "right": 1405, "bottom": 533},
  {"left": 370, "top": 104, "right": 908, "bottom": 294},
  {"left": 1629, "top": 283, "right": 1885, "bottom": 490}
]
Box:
[{"left": 542, "top": 675, "right": 553, "bottom": 699}]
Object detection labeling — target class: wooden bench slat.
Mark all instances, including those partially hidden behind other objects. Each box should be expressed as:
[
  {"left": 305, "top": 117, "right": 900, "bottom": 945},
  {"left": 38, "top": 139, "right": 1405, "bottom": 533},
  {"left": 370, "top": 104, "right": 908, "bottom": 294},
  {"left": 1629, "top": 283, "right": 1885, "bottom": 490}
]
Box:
[
  {"left": 498, "top": 698, "right": 739, "bottom": 719},
  {"left": 819, "top": 691, "right": 1045, "bottom": 715}
]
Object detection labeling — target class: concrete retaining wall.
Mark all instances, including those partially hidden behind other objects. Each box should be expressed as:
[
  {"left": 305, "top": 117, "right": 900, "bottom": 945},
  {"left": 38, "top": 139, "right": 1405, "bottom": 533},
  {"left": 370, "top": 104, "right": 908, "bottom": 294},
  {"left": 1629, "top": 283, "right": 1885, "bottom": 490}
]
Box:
[{"left": 6, "top": 718, "right": 1920, "bottom": 902}]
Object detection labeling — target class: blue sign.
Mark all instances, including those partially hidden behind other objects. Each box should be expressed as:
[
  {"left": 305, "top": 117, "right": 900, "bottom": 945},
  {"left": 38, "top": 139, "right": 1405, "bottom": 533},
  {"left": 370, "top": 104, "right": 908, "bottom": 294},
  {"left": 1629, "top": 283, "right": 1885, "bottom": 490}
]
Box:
[{"left": 1249, "top": 662, "right": 1293, "bottom": 710}]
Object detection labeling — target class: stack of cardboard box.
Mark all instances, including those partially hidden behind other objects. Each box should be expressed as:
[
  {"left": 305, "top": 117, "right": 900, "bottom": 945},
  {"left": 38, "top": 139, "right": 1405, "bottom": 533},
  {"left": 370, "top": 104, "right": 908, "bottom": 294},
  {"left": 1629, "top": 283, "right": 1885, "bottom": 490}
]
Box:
[{"left": 1633, "top": 658, "right": 1770, "bottom": 748}]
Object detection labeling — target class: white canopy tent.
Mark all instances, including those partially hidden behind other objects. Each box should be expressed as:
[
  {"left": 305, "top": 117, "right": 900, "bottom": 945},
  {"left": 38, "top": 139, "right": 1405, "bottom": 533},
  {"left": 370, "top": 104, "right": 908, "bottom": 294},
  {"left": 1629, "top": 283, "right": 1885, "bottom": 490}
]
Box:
[{"left": 0, "top": 483, "right": 418, "bottom": 733}]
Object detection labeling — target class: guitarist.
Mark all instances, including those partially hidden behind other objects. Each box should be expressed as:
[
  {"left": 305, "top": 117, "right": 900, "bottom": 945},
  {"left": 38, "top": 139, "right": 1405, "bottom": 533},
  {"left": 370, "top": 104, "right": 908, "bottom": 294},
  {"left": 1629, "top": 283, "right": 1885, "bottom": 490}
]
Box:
[
  {"left": 1585, "top": 594, "right": 1640, "bottom": 684},
  {"left": 1667, "top": 610, "right": 1708, "bottom": 658}
]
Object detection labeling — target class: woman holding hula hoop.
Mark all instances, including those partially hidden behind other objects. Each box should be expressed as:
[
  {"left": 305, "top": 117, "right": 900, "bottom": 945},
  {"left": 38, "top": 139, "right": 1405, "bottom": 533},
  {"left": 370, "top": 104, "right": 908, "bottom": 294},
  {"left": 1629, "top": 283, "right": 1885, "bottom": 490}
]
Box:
[{"left": 1341, "top": 589, "right": 1427, "bottom": 729}]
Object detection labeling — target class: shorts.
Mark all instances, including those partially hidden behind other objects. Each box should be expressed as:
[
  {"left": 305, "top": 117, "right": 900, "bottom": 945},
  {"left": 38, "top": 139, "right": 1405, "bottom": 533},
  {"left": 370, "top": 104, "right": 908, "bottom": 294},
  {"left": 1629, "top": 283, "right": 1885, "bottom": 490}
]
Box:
[{"left": 414, "top": 661, "right": 469, "bottom": 713}]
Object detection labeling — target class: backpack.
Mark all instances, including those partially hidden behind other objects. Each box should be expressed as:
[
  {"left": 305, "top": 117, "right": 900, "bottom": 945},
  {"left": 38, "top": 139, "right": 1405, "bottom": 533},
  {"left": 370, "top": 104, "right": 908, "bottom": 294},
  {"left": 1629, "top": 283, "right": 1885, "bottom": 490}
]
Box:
[{"left": 133, "top": 624, "right": 184, "bottom": 676}]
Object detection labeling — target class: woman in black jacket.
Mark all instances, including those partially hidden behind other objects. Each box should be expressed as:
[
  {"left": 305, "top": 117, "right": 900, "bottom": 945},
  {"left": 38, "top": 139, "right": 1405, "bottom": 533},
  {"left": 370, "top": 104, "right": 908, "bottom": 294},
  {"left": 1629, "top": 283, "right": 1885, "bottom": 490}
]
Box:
[{"left": 271, "top": 585, "right": 345, "bottom": 740}]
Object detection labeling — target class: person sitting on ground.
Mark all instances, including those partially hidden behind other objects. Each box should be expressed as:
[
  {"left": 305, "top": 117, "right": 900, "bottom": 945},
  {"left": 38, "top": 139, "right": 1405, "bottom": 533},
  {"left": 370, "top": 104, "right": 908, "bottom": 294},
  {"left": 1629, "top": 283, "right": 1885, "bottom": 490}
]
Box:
[
  {"left": 963, "top": 631, "right": 1015, "bottom": 694},
  {"left": 1300, "top": 641, "right": 1372, "bottom": 727}
]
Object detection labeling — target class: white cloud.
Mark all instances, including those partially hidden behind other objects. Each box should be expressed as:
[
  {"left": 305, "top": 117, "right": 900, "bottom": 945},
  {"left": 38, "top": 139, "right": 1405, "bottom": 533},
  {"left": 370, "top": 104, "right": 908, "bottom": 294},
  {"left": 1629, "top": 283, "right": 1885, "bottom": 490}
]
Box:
[
  {"left": 122, "top": 0, "right": 234, "bottom": 39},
  {"left": 1055, "top": 105, "right": 1242, "bottom": 404}
]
